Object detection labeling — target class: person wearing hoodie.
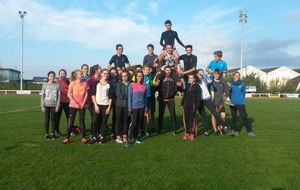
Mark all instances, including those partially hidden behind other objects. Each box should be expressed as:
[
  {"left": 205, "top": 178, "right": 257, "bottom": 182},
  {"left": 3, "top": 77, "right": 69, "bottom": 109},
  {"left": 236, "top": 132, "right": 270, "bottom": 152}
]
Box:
[{"left": 229, "top": 71, "right": 256, "bottom": 137}]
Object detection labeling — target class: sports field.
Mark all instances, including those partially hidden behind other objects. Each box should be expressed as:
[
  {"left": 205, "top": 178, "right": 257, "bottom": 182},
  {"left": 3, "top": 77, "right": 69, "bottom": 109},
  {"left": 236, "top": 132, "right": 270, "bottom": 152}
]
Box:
[{"left": 0, "top": 95, "right": 299, "bottom": 189}]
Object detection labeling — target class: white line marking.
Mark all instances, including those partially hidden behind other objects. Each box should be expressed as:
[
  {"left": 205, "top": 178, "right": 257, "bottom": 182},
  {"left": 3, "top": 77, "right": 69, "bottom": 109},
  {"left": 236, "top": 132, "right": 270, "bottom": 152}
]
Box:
[{"left": 0, "top": 106, "right": 40, "bottom": 115}]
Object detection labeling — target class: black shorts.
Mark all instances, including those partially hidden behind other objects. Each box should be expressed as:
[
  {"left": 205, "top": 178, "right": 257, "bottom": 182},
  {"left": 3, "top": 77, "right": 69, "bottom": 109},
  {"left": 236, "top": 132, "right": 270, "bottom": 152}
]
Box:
[{"left": 216, "top": 104, "right": 225, "bottom": 113}]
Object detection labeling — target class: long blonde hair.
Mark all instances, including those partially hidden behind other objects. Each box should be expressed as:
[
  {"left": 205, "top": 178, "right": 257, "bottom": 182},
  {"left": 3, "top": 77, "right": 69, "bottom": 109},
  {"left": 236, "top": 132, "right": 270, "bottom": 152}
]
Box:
[{"left": 70, "top": 69, "right": 82, "bottom": 81}]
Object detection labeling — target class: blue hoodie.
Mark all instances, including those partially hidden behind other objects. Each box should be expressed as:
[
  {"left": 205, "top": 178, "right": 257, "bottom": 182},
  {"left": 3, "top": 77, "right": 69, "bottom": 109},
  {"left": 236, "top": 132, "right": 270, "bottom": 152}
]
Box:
[{"left": 230, "top": 79, "right": 246, "bottom": 105}]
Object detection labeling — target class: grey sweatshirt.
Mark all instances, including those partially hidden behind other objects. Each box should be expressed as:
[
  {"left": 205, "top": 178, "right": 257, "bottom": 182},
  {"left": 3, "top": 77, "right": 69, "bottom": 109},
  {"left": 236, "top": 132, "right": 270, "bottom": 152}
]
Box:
[{"left": 41, "top": 83, "right": 60, "bottom": 108}]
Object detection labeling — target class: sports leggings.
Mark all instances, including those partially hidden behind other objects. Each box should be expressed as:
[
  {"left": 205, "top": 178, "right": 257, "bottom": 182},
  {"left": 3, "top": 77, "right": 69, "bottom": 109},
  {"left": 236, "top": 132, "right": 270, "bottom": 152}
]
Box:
[
  {"left": 55, "top": 101, "right": 69, "bottom": 133},
  {"left": 115, "top": 106, "right": 129, "bottom": 137},
  {"left": 128, "top": 108, "right": 144, "bottom": 140},
  {"left": 44, "top": 106, "right": 56, "bottom": 135},
  {"left": 184, "top": 106, "right": 197, "bottom": 134},
  {"left": 198, "top": 100, "right": 208, "bottom": 132},
  {"left": 92, "top": 105, "right": 109, "bottom": 137},
  {"left": 203, "top": 99, "right": 227, "bottom": 127},
  {"left": 66, "top": 107, "right": 86, "bottom": 139}
]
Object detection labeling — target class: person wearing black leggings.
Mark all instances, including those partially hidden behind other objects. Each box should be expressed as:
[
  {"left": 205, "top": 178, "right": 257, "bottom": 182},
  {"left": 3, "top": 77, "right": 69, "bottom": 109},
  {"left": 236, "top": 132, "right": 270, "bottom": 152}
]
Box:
[{"left": 115, "top": 71, "right": 130, "bottom": 143}]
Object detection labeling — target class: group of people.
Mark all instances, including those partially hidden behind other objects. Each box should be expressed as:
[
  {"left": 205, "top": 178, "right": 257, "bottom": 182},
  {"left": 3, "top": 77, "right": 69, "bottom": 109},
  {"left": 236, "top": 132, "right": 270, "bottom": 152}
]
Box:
[{"left": 40, "top": 20, "right": 256, "bottom": 147}]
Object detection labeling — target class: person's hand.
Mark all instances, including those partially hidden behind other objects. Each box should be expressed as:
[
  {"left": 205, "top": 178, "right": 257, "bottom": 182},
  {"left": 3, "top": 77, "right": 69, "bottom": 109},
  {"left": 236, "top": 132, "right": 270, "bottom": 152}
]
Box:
[
  {"left": 128, "top": 111, "right": 132, "bottom": 116},
  {"left": 154, "top": 80, "right": 160, "bottom": 86},
  {"left": 176, "top": 81, "right": 182, "bottom": 87},
  {"left": 55, "top": 107, "right": 59, "bottom": 112},
  {"left": 105, "top": 108, "right": 110, "bottom": 115},
  {"left": 75, "top": 102, "right": 80, "bottom": 109},
  {"left": 41, "top": 107, "right": 46, "bottom": 112},
  {"left": 94, "top": 105, "right": 100, "bottom": 114}
]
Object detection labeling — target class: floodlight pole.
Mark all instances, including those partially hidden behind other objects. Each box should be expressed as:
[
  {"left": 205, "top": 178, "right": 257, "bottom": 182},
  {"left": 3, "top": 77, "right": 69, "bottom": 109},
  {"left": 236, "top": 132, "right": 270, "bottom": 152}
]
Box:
[
  {"left": 239, "top": 11, "right": 247, "bottom": 78},
  {"left": 19, "top": 11, "right": 27, "bottom": 91}
]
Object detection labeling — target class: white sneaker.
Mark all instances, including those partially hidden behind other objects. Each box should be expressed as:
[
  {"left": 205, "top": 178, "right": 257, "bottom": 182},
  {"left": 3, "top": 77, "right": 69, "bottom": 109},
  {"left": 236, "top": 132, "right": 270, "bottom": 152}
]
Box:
[{"left": 115, "top": 138, "right": 123, "bottom": 143}]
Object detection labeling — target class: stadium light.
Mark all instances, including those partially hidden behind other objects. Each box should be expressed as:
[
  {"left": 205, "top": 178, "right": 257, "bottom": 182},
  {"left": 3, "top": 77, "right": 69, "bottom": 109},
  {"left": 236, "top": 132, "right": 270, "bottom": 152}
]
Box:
[
  {"left": 19, "top": 11, "right": 27, "bottom": 91},
  {"left": 239, "top": 11, "right": 247, "bottom": 78}
]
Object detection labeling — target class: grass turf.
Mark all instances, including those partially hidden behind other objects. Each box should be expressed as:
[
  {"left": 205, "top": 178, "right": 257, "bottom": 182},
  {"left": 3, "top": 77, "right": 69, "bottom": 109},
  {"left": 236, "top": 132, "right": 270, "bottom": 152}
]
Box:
[{"left": 0, "top": 96, "right": 299, "bottom": 189}]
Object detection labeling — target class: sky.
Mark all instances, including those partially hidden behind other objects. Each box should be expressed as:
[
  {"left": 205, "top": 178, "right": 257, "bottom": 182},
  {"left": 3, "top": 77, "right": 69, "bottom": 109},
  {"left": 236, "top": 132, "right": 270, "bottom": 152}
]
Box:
[{"left": 0, "top": 0, "right": 300, "bottom": 79}]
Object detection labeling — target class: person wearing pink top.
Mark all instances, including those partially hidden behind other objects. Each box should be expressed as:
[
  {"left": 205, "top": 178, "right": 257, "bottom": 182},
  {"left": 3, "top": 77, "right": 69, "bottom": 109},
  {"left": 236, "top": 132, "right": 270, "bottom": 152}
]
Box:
[
  {"left": 55, "top": 69, "right": 70, "bottom": 137},
  {"left": 63, "top": 69, "right": 89, "bottom": 144}
]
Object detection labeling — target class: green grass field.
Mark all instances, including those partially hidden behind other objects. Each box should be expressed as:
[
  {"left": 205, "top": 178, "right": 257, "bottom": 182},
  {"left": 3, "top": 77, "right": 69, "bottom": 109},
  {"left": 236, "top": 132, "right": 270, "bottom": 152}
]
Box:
[{"left": 0, "top": 96, "right": 299, "bottom": 189}]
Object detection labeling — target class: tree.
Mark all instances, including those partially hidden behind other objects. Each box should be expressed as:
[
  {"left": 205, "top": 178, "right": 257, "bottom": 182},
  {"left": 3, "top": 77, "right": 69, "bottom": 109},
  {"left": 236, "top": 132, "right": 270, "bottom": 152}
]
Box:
[
  {"left": 280, "top": 79, "right": 296, "bottom": 93},
  {"left": 268, "top": 78, "right": 280, "bottom": 93}
]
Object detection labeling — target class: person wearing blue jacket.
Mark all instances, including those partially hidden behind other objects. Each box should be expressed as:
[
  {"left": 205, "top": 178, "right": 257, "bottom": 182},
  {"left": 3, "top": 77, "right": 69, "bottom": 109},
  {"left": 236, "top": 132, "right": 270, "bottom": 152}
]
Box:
[
  {"left": 126, "top": 71, "right": 148, "bottom": 147},
  {"left": 229, "top": 71, "right": 256, "bottom": 137}
]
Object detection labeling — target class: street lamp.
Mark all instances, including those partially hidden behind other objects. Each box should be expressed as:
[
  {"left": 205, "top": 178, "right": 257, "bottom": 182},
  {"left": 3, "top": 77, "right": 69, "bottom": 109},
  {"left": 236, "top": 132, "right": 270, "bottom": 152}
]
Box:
[
  {"left": 239, "top": 11, "right": 247, "bottom": 78},
  {"left": 19, "top": 11, "right": 27, "bottom": 91}
]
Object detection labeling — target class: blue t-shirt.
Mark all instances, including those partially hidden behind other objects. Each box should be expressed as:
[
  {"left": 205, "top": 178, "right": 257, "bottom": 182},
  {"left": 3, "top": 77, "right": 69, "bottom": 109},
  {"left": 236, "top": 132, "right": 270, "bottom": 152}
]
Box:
[{"left": 207, "top": 60, "right": 228, "bottom": 78}]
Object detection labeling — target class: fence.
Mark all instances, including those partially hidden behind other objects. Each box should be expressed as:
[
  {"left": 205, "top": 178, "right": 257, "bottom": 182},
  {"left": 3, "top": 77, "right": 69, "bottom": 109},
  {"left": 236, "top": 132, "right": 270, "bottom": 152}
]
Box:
[{"left": 1, "top": 90, "right": 299, "bottom": 98}]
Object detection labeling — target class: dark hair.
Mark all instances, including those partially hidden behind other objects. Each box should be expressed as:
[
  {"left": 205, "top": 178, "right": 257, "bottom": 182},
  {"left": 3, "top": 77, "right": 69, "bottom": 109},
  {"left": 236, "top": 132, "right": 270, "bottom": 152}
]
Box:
[
  {"left": 164, "top": 65, "right": 172, "bottom": 70},
  {"left": 135, "top": 65, "right": 143, "bottom": 70},
  {"left": 196, "top": 69, "right": 204, "bottom": 74},
  {"left": 134, "top": 71, "right": 144, "bottom": 83},
  {"left": 147, "top": 44, "right": 154, "bottom": 49},
  {"left": 116, "top": 44, "right": 123, "bottom": 50},
  {"left": 185, "top": 45, "right": 193, "bottom": 50},
  {"left": 47, "top": 71, "right": 56, "bottom": 82},
  {"left": 214, "top": 69, "right": 221, "bottom": 75},
  {"left": 58, "top": 69, "right": 67, "bottom": 75},
  {"left": 188, "top": 73, "right": 197, "bottom": 79},
  {"left": 89, "top": 64, "right": 100, "bottom": 76},
  {"left": 81, "top": 64, "right": 89, "bottom": 70},
  {"left": 165, "top": 43, "right": 173, "bottom": 48},
  {"left": 101, "top": 68, "right": 109, "bottom": 73},
  {"left": 165, "top": 20, "right": 172, "bottom": 25},
  {"left": 214, "top": 51, "right": 223, "bottom": 57},
  {"left": 233, "top": 71, "right": 240, "bottom": 76}
]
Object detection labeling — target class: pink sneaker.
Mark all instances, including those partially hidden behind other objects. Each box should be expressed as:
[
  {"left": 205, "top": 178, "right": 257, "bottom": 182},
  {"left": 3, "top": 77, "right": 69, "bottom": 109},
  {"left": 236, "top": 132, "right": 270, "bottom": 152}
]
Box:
[
  {"left": 81, "top": 138, "right": 87, "bottom": 143},
  {"left": 183, "top": 133, "right": 190, "bottom": 140},
  {"left": 190, "top": 134, "right": 195, "bottom": 141},
  {"left": 63, "top": 138, "right": 69, "bottom": 144}
]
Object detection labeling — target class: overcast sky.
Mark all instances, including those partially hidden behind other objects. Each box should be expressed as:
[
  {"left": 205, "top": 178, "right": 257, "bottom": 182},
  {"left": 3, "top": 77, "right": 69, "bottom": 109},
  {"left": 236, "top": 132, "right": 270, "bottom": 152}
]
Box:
[{"left": 0, "top": 0, "right": 300, "bottom": 79}]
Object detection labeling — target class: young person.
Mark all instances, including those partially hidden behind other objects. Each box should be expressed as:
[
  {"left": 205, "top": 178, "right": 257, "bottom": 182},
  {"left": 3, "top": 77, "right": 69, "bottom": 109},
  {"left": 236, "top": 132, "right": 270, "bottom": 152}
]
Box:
[
  {"left": 126, "top": 71, "right": 148, "bottom": 147},
  {"left": 206, "top": 51, "right": 234, "bottom": 106},
  {"left": 140, "top": 65, "right": 154, "bottom": 136},
  {"left": 179, "top": 45, "right": 197, "bottom": 88},
  {"left": 115, "top": 71, "right": 130, "bottom": 143},
  {"left": 108, "top": 67, "right": 119, "bottom": 139},
  {"left": 55, "top": 69, "right": 69, "bottom": 137},
  {"left": 143, "top": 44, "right": 158, "bottom": 67},
  {"left": 81, "top": 64, "right": 89, "bottom": 82},
  {"left": 155, "top": 66, "right": 181, "bottom": 135},
  {"left": 87, "top": 65, "right": 101, "bottom": 139},
  {"left": 229, "top": 71, "right": 256, "bottom": 137},
  {"left": 63, "top": 70, "right": 89, "bottom": 144},
  {"left": 89, "top": 69, "right": 113, "bottom": 144},
  {"left": 181, "top": 74, "right": 201, "bottom": 140},
  {"left": 210, "top": 69, "right": 228, "bottom": 135},
  {"left": 159, "top": 20, "right": 185, "bottom": 62},
  {"left": 107, "top": 44, "right": 131, "bottom": 72},
  {"left": 196, "top": 69, "right": 233, "bottom": 136},
  {"left": 41, "top": 71, "right": 60, "bottom": 140}
]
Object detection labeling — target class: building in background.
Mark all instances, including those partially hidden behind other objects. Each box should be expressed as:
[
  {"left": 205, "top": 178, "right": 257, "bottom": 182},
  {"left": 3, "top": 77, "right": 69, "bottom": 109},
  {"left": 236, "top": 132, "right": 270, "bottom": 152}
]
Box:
[{"left": 0, "top": 68, "right": 20, "bottom": 82}]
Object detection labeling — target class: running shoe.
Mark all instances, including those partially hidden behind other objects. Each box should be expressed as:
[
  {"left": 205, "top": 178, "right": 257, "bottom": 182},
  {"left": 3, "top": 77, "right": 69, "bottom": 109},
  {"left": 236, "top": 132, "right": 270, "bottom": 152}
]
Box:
[
  {"left": 116, "top": 138, "right": 123, "bottom": 144},
  {"left": 247, "top": 132, "right": 256, "bottom": 137},
  {"left": 99, "top": 137, "right": 106, "bottom": 145},
  {"left": 50, "top": 133, "right": 56, "bottom": 140},
  {"left": 190, "top": 134, "right": 195, "bottom": 141},
  {"left": 88, "top": 137, "right": 97, "bottom": 145},
  {"left": 182, "top": 133, "right": 190, "bottom": 139},
  {"left": 63, "top": 138, "right": 69, "bottom": 144},
  {"left": 81, "top": 138, "right": 87, "bottom": 143},
  {"left": 233, "top": 131, "right": 240, "bottom": 136},
  {"left": 45, "top": 134, "right": 51, "bottom": 140},
  {"left": 134, "top": 139, "right": 144, "bottom": 144},
  {"left": 225, "top": 99, "right": 235, "bottom": 106}
]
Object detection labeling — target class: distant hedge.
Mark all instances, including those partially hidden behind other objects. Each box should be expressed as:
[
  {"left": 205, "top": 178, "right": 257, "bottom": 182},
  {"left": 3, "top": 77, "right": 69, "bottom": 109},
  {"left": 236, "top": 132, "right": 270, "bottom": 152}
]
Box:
[{"left": 0, "top": 82, "right": 42, "bottom": 90}]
